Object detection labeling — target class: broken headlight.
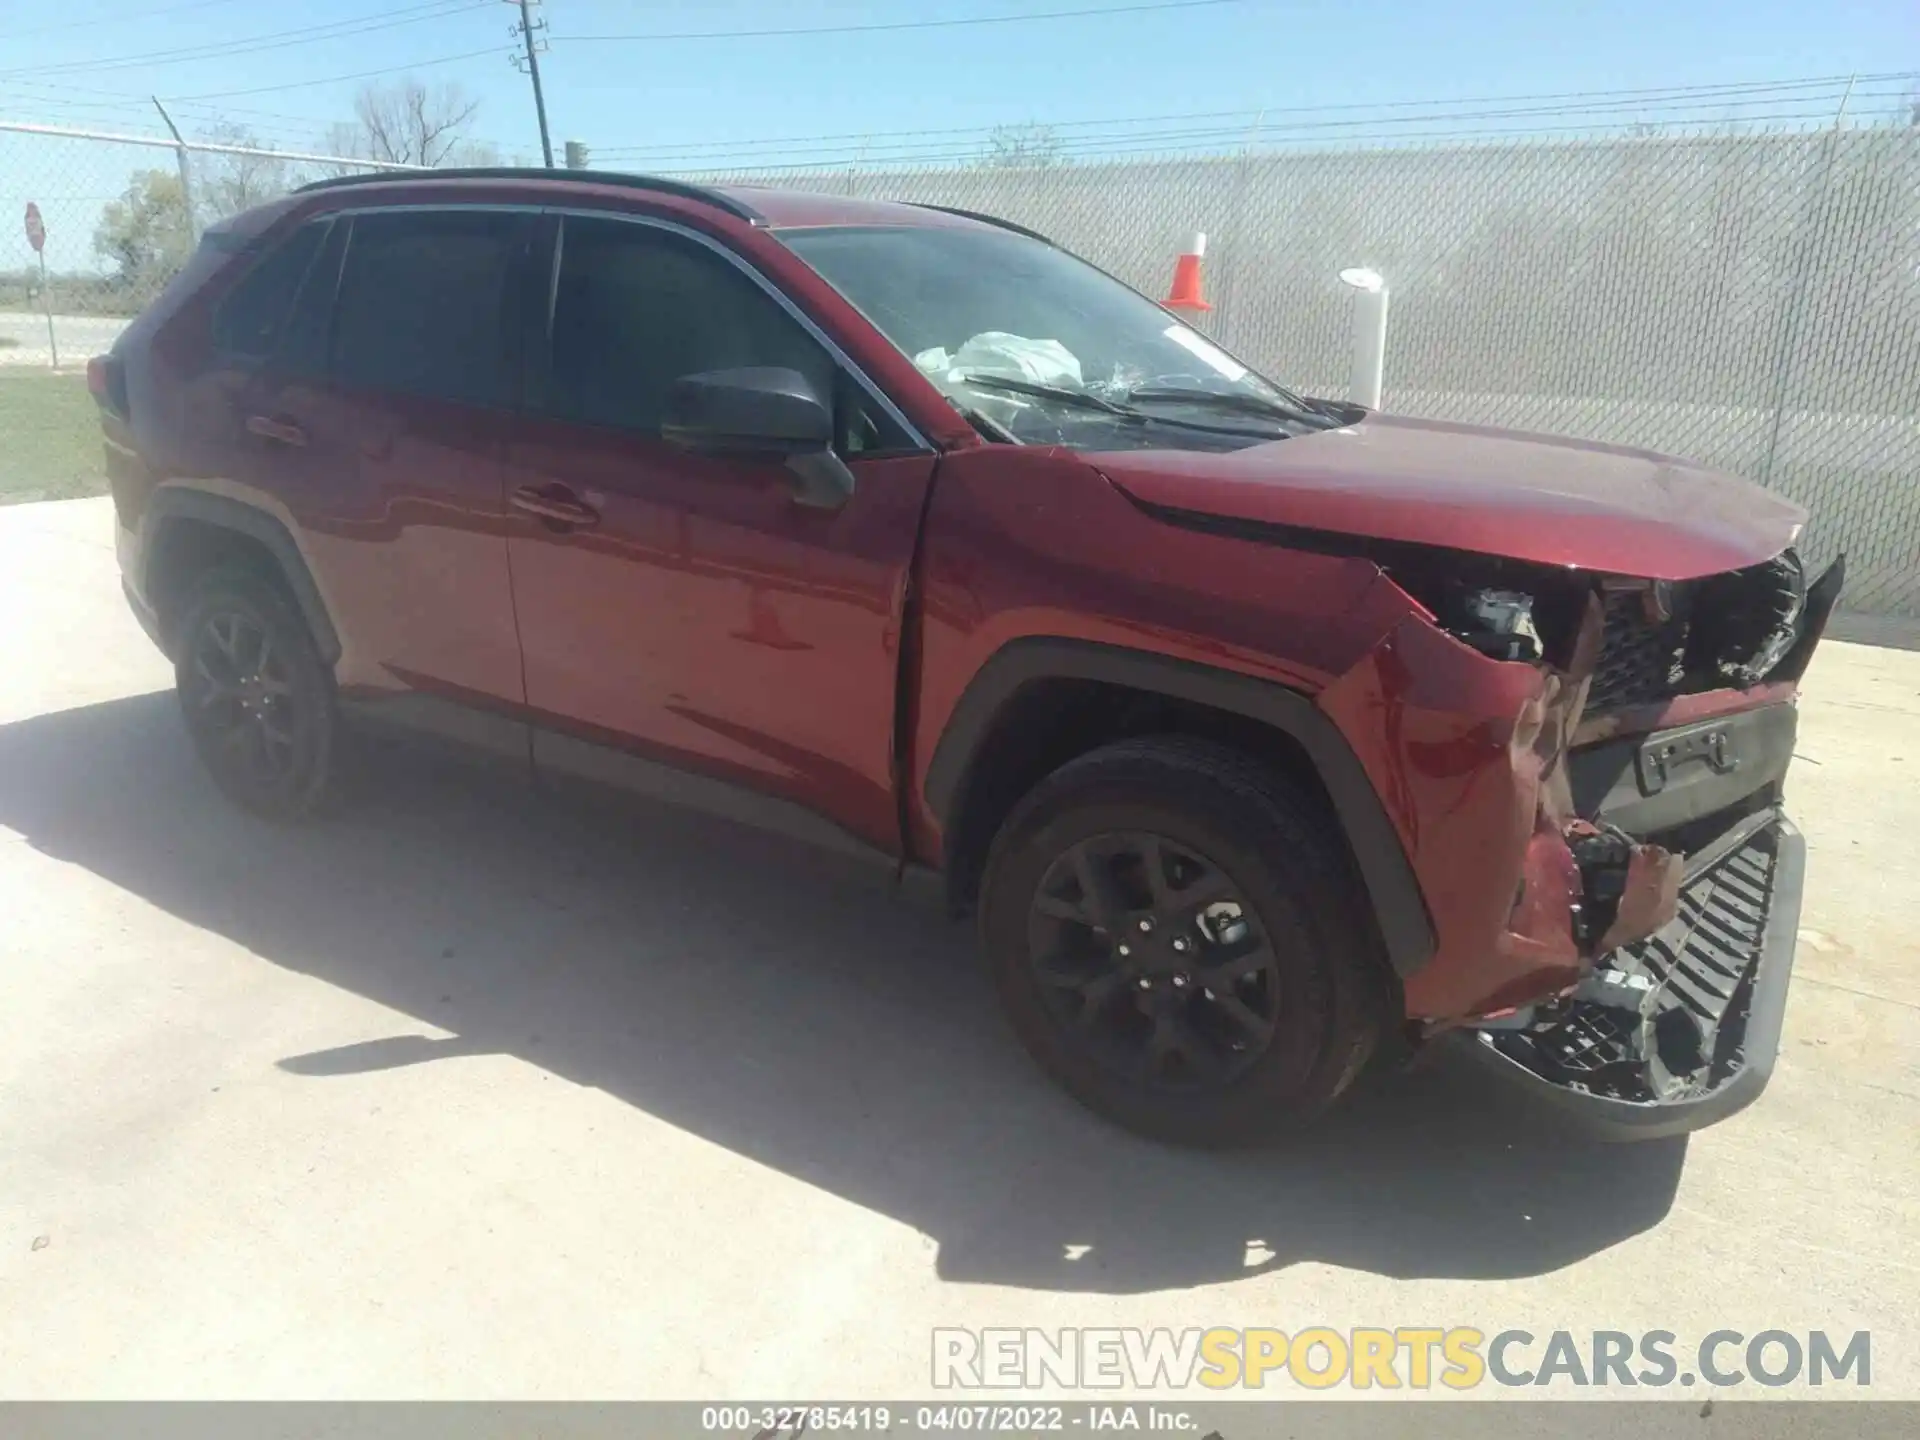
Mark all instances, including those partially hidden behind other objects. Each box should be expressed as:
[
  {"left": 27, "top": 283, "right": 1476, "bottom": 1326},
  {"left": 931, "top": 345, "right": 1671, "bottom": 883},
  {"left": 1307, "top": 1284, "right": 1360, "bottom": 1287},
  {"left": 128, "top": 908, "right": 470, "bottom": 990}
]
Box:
[
  {"left": 1453, "top": 588, "right": 1545, "bottom": 663},
  {"left": 1684, "top": 549, "right": 1806, "bottom": 687},
  {"left": 1370, "top": 545, "right": 1591, "bottom": 669}
]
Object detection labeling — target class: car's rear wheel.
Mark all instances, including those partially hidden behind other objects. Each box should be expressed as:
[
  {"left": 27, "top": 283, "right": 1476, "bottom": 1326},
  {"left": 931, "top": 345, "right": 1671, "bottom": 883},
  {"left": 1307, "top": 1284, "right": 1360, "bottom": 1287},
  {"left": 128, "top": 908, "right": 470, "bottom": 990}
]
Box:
[
  {"left": 980, "top": 737, "right": 1388, "bottom": 1146},
  {"left": 174, "top": 567, "right": 335, "bottom": 822}
]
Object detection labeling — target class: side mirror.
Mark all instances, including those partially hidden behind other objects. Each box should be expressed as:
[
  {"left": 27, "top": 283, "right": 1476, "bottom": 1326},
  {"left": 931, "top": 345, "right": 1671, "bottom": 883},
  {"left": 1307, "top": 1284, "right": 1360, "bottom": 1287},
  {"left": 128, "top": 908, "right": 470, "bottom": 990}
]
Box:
[
  {"left": 663, "top": 366, "right": 831, "bottom": 454},
  {"left": 662, "top": 366, "right": 852, "bottom": 509}
]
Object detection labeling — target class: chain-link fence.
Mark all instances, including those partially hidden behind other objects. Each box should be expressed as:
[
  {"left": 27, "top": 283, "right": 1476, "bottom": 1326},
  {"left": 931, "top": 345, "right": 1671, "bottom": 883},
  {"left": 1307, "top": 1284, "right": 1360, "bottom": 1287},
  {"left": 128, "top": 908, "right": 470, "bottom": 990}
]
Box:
[
  {"left": 0, "top": 122, "right": 413, "bottom": 502},
  {"left": 3, "top": 121, "right": 1915, "bottom": 615},
  {"left": 707, "top": 127, "right": 1920, "bottom": 618},
  {"left": 1, "top": 122, "right": 410, "bottom": 368}
]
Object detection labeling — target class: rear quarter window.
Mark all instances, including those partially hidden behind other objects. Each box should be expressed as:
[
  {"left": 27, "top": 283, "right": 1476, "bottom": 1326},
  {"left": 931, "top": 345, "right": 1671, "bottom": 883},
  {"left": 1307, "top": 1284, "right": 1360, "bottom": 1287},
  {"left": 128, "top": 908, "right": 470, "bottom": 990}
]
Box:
[{"left": 210, "top": 220, "right": 330, "bottom": 360}]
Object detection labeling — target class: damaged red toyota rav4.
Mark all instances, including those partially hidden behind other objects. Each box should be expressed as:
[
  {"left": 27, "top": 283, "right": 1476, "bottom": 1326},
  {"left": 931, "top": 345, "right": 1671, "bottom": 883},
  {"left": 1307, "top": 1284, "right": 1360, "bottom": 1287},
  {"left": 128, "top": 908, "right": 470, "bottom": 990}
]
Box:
[{"left": 93, "top": 170, "right": 1842, "bottom": 1146}]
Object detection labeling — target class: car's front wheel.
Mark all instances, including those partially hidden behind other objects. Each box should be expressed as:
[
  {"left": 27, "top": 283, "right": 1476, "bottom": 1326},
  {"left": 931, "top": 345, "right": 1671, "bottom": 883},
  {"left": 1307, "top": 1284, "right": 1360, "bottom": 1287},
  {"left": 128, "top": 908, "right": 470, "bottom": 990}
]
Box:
[
  {"left": 174, "top": 567, "right": 336, "bottom": 822},
  {"left": 980, "top": 737, "right": 1388, "bottom": 1146}
]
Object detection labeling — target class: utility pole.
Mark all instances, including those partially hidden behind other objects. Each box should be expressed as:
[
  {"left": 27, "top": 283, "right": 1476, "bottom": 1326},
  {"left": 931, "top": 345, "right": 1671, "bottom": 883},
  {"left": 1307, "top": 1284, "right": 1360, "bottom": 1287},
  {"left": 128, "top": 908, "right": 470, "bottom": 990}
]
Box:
[
  {"left": 506, "top": 0, "right": 554, "bottom": 168},
  {"left": 150, "top": 97, "right": 200, "bottom": 242}
]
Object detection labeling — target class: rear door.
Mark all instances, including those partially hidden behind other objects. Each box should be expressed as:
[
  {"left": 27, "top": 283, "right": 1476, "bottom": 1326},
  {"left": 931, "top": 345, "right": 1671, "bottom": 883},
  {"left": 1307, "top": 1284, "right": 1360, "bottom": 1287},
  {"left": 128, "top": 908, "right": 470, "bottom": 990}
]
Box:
[
  {"left": 244, "top": 206, "right": 534, "bottom": 747},
  {"left": 187, "top": 214, "right": 339, "bottom": 523}
]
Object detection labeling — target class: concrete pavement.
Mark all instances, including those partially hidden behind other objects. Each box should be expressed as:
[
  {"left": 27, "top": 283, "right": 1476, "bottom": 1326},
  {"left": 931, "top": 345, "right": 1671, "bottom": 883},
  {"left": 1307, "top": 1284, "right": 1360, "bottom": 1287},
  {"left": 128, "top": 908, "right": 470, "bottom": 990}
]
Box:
[{"left": 0, "top": 497, "right": 1915, "bottom": 1400}]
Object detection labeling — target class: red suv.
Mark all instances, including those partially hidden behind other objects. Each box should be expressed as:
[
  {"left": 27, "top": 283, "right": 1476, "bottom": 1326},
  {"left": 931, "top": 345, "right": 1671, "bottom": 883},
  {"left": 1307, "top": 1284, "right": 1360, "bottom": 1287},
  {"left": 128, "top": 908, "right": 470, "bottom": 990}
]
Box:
[{"left": 93, "top": 169, "right": 1841, "bottom": 1146}]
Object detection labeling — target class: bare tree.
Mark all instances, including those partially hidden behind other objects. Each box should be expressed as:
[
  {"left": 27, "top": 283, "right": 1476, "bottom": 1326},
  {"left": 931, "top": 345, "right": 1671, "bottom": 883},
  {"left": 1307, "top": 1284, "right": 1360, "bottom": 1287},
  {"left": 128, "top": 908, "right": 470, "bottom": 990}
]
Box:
[
  {"left": 983, "top": 122, "right": 1066, "bottom": 169},
  {"left": 324, "top": 78, "right": 491, "bottom": 168},
  {"left": 194, "top": 122, "right": 294, "bottom": 220}
]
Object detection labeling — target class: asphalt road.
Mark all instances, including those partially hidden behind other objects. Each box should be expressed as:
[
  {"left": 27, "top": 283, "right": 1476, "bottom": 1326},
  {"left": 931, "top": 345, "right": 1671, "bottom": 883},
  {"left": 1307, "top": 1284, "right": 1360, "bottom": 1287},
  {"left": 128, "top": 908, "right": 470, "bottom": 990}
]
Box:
[
  {"left": 0, "top": 310, "right": 130, "bottom": 368},
  {"left": 1, "top": 497, "right": 1915, "bottom": 1401}
]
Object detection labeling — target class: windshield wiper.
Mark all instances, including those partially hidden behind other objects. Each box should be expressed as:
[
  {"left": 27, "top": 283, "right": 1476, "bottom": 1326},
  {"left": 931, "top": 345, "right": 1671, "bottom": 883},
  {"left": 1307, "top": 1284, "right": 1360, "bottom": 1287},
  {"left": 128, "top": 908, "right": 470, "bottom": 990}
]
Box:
[
  {"left": 957, "top": 371, "right": 1291, "bottom": 442},
  {"left": 957, "top": 372, "right": 1144, "bottom": 419},
  {"left": 1124, "top": 386, "right": 1333, "bottom": 429}
]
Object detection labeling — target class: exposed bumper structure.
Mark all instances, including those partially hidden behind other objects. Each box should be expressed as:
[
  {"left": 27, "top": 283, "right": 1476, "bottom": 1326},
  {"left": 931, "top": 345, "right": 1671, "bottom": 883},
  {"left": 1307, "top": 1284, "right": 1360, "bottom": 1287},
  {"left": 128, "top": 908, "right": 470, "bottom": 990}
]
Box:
[{"left": 1456, "top": 810, "right": 1804, "bottom": 1140}]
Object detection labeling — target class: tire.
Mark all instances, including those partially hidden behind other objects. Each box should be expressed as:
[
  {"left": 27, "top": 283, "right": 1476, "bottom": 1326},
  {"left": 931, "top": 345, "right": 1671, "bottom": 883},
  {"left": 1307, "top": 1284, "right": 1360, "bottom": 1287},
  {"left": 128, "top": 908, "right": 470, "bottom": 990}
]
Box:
[
  {"left": 979, "top": 736, "right": 1389, "bottom": 1147},
  {"left": 173, "top": 565, "right": 336, "bottom": 822}
]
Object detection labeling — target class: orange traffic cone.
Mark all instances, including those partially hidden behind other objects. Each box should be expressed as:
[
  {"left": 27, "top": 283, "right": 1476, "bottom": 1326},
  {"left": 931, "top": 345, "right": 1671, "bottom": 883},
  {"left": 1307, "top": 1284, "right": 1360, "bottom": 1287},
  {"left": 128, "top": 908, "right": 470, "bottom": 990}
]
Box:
[{"left": 1162, "top": 231, "right": 1211, "bottom": 313}]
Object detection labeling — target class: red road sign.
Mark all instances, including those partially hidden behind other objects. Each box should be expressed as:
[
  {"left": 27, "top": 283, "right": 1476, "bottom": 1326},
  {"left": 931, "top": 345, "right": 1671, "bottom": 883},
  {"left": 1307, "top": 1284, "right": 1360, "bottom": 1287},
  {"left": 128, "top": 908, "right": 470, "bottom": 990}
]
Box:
[{"left": 24, "top": 202, "right": 46, "bottom": 253}]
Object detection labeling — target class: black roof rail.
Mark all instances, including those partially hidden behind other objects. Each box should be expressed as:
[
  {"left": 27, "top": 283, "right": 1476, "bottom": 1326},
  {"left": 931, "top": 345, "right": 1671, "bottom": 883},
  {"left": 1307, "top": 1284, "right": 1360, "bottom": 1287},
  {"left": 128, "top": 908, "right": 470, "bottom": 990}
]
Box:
[
  {"left": 292, "top": 167, "right": 764, "bottom": 223},
  {"left": 910, "top": 203, "right": 1055, "bottom": 246}
]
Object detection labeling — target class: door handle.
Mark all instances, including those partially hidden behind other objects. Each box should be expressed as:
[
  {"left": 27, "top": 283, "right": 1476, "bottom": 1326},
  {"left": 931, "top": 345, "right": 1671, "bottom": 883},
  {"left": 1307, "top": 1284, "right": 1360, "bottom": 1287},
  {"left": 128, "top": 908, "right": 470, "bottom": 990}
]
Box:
[
  {"left": 245, "top": 414, "right": 307, "bottom": 448},
  {"left": 510, "top": 484, "right": 601, "bottom": 530}
]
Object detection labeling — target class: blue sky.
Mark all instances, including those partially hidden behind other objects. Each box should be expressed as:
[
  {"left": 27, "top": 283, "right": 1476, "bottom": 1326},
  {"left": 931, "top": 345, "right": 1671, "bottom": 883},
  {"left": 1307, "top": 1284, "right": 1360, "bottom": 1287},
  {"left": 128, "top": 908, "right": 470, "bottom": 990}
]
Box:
[{"left": 3, "top": 0, "right": 1916, "bottom": 168}]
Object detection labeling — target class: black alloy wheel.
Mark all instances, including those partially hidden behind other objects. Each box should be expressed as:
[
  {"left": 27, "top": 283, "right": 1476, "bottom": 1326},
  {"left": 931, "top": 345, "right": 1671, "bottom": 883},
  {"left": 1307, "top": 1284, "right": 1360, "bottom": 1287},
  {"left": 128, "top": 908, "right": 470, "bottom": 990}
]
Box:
[
  {"left": 1028, "top": 831, "right": 1283, "bottom": 1089},
  {"left": 980, "top": 736, "right": 1388, "bottom": 1146},
  {"left": 175, "top": 568, "right": 335, "bottom": 820},
  {"left": 187, "top": 610, "right": 300, "bottom": 785}
]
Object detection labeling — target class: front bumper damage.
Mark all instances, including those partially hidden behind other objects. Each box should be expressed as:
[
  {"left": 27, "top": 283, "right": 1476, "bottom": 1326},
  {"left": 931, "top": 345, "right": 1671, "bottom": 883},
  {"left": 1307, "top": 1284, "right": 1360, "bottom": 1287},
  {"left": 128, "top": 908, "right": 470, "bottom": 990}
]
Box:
[
  {"left": 1454, "top": 558, "right": 1839, "bottom": 1138},
  {"left": 1316, "top": 547, "right": 1840, "bottom": 1140},
  {"left": 1457, "top": 809, "right": 1805, "bottom": 1139}
]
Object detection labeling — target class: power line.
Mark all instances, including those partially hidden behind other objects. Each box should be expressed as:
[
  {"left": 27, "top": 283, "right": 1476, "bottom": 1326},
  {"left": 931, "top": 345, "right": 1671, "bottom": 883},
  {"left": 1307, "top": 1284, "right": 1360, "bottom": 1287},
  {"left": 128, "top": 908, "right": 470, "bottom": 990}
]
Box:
[
  {"left": 0, "top": 26, "right": 513, "bottom": 141},
  {"left": 0, "top": 75, "right": 364, "bottom": 131},
  {"left": 36, "top": 66, "right": 1895, "bottom": 154},
  {"left": 594, "top": 73, "right": 1912, "bottom": 162},
  {"left": 628, "top": 85, "right": 1902, "bottom": 169},
  {"left": 0, "top": 1, "right": 491, "bottom": 80},
  {"left": 3, "top": 5, "right": 461, "bottom": 78},
  {"left": 700, "top": 108, "right": 1892, "bottom": 169},
  {"left": 564, "top": 0, "right": 1248, "bottom": 43},
  {"left": 161, "top": 47, "right": 505, "bottom": 101},
  {"left": 9, "top": 0, "right": 255, "bottom": 40},
  {"left": 54, "top": 64, "right": 1890, "bottom": 154},
  {"left": 590, "top": 71, "right": 1906, "bottom": 155},
  {"left": 5, "top": 100, "right": 330, "bottom": 149},
  {"left": 662, "top": 109, "right": 1878, "bottom": 175},
  {"left": 0, "top": 83, "right": 332, "bottom": 139}
]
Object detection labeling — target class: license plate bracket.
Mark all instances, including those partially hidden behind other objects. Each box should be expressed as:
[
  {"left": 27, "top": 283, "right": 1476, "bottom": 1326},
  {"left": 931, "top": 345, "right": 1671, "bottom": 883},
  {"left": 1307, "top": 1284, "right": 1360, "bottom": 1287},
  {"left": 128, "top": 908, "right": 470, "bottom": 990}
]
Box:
[{"left": 1636, "top": 722, "right": 1740, "bottom": 795}]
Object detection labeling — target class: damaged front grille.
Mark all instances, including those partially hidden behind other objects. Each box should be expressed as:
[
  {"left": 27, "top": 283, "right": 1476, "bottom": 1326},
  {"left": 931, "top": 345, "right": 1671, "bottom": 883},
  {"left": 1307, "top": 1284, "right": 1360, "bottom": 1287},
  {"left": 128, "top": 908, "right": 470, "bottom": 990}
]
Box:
[
  {"left": 1588, "top": 590, "right": 1689, "bottom": 711},
  {"left": 1584, "top": 550, "right": 1808, "bottom": 714},
  {"left": 1484, "top": 817, "right": 1781, "bottom": 1104}
]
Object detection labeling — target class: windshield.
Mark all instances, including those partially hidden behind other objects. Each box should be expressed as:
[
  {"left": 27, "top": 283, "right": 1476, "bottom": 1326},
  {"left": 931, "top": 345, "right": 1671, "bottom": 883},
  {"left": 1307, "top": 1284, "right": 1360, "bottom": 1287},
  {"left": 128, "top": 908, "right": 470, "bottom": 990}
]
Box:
[{"left": 780, "top": 223, "right": 1331, "bottom": 451}]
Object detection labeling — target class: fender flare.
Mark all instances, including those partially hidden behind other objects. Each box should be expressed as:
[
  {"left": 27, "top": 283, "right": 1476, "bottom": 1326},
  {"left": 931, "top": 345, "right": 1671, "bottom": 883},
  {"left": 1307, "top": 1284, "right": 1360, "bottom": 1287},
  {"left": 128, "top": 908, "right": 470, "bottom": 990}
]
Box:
[
  {"left": 140, "top": 488, "right": 342, "bottom": 666},
  {"left": 922, "top": 638, "right": 1435, "bottom": 978}
]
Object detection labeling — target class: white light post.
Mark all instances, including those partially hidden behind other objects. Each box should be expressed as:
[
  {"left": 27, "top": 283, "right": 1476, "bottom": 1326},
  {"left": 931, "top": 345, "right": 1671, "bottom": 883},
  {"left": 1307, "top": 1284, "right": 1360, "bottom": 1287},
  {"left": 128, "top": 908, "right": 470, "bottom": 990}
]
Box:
[{"left": 1338, "top": 266, "right": 1389, "bottom": 410}]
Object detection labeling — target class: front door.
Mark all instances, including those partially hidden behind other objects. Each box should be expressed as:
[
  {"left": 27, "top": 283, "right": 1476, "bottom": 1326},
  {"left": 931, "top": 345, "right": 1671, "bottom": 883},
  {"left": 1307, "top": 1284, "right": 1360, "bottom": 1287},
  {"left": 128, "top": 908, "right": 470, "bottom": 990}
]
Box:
[{"left": 502, "top": 213, "right": 935, "bottom": 854}]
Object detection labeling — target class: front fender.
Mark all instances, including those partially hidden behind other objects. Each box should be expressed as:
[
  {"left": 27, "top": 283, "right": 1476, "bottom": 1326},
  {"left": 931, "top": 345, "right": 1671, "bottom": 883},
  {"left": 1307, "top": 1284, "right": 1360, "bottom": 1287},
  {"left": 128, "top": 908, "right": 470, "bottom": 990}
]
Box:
[{"left": 921, "top": 637, "right": 1437, "bottom": 980}]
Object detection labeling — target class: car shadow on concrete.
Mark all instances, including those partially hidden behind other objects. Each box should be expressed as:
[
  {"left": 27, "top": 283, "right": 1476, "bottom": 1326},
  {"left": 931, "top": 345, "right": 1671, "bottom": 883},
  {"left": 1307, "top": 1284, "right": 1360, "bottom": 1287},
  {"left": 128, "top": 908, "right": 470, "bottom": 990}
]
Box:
[{"left": 0, "top": 692, "right": 1687, "bottom": 1294}]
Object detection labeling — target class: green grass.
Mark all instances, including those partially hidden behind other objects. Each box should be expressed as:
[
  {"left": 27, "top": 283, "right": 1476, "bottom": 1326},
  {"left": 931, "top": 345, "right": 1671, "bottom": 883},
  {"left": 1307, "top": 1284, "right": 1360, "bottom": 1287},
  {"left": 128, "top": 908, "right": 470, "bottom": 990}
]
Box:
[{"left": 0, "top": 372, "right": 109, "bottom": 504}]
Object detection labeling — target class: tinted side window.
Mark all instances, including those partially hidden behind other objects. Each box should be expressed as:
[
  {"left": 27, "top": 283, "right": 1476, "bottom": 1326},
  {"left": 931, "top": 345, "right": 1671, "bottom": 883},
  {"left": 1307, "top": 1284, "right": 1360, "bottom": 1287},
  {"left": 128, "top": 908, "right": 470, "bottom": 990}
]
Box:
[
  {"left": 211, "top": 220, "right": 328, "bottom": 359},
  {"left": 541, "top": 216, "right": 835, "bottom": 435},
  {"left": 331, "top": 210, "right": 522, "bottom": 408},
  {"left": 276, "top": 214, "right": 350, "bottom": 377}
]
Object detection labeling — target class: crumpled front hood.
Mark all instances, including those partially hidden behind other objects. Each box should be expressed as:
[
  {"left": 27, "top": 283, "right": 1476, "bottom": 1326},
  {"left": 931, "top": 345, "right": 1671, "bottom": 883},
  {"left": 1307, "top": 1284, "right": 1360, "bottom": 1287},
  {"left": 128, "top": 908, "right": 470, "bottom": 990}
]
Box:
[{"left": 1093, "top": 412, "right": 1807, "bottom": 580}]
